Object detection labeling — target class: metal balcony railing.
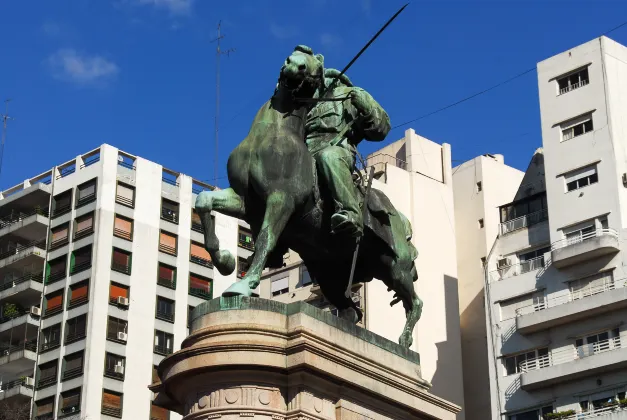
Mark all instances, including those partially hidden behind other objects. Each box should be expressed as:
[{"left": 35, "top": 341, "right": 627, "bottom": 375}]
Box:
[
  {"left": 189, "top": 287, "right": 211, "bottom": 300},
  {"left": 559, "top": 79, "right": 589, "bottom": 95},
  {"left": 515, "top": 277, "right": 627, "bottom": 317},
  {"left": 104, "top": 367, "right": 125, "bottom": 380},
  {"left": 190, "top": 255, "right": 212, "bottom": 268},
  {"left": 154, "top": 344, "right": 173, "bottom": 356},
  {"left": 555, "top": 404, "right": 627, "bottom": 419},
  {"left": 499, "top": 208, "right": 548, "bottom": 235},
  {"left": 0, "top": 239, "right": 46, "bottom": 260},
  {"left": 36, "top": 374, "right": 57, "bottom": 389},
  {"left": 81, "top": 154, "right": 100, "bottom": 168},
  {"left": 62, "top": 366, "right": 83, "bottom": 380},
  {"left": 0, "top": 206, "right": 49, "bottom": 229},
  {"left": 191, "top": 222, "right": 203, "bottom": 233},
  {"left": 0, "top": 340, "right": 37, "bottom": 356},
  {"left": 366, "top": 153, "right": 409, "bottom": 171},
  {"left": 60, "top": 405, "right": 81, "bottom": 415},
  {"left": 0, "top": 377, "right": 33, "bottom": 391},
  {"left": 491, "top": 256, "right": 545, "bottom": 281},
  {"left": 52, "top": 203, "right": 71, "bottom": 218},
  {"left": 156, "top": 309, "right": 174, "bottom": 323},
  {"left": 519, "top": 337, "right": 622, "bottom": 373},
  {"left": 0, "top": 271, "right": 43, "bottom": 291},
  {"left": 74, "top": 226, "right": 94, "bottom": 240},
  {"left": 118, "top": 160, "right": 135, "bottom": 170},
  {"left": 70, "top": 260, "right": 92, "bottom": 275},
  {"left": 113, "top": 228, "right": 132, "bottom": 241},
  {"left": 161, "top": 208, "right": 179, "bottom": 224},
  {"left": 159, "top": 244, "right": 176, "bottom": 256},
  {"left": 157, "top": 277, "right": 176, "bottom": 289},
  {"left": 39, "top": 338, "right": 61, "bottom": 352},
  {"left": 116, "top": 194, "right": 134, "bottom": 207},
  {"left": 65, "top": 329, "right": 87, "bottom": 344},
  {"left": 68, "top": 295, "right": 88, "bottom": 309},
  {"left": 0, "top": 308, "right": 29, "bottom": 324},
  {"left": 111, "top": 262, "right": 131, "bottom": 275},
  {"left": 76, "top": 192, "right": 96, "bottom": 207},
  {"left": 162, "top": 177, "right": 179, "bottom": 187},
  {"left": 551, "top": 228, "right": 618, "bottom": 251},
  {"left": 44, "top": 305, "right": 63, "bottom": 318},
  {"left": 46, "top": 269, "right": 67, "bottom": 285},
  {"left": 49, "top": 236, "right": 69, "bottom": 250},
  {"left": 101, "top": 406, "right": 123, "bottom": 418}
]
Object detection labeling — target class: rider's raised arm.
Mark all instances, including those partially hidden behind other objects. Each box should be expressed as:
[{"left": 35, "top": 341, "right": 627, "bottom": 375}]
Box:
[{"left": 350, "top": 87, "right": 391, "bottom": 142}]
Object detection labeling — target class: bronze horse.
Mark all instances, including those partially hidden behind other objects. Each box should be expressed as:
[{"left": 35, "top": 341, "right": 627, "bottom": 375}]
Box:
[{"left": 196, "top": 45, "right": 422, "bottom": 347}]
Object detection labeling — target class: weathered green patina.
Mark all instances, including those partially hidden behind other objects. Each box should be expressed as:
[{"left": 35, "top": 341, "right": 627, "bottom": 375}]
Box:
[{"left": 195, "top": 45, "right": 422, "bottom": 348}]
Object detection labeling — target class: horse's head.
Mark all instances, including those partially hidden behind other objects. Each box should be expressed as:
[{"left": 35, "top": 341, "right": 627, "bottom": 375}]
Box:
[{"left": 279, "top": 45, "right": 324, "bottom": 98}]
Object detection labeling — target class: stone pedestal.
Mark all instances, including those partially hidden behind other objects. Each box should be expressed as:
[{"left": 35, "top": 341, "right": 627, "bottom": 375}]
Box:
[{"left": 151, "top": 297, "right": 460, "bottom": 420}]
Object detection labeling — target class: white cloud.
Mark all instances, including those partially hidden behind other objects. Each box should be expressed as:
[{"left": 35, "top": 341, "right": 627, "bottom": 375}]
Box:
[
  {"left": 270, "top": 23, "right": 299, "bottom": 40},
  {"left": 320, "top": 33, "right": 341, "bottom": 47},
  {"left": 136, "top": 0, "right": 193, "bottom": 15},
  {"left": 48, "top": 49, "right": 119, "bottom": 86}
]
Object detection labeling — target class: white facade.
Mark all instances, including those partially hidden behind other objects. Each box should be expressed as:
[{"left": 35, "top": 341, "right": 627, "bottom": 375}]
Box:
[
  {"left": 0, "top": 144, "right": 252, "bottom": 419},
  {"left": 486, "top": 36, "right": 627, "bottom": 420}
]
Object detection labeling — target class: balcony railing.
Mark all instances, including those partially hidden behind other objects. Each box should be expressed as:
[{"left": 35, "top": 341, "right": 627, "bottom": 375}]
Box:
[
  {"left": 81, "top": 154, "right": 100, "bottom": 168},
  {"left": 74, "top": 226, "right": 94, "bottom": 240},
  {"left": 189, "top": 287, "right": 211, "bottom": 300},
  {"left": 551, "top": 228, "right": 619, "bottom": 251},
  {"left": 161, "top": 208, "right": 179, "bottom": 224},
  {"left": 156, "top": 310, "right": 174, "bottom": 323},
  {"left": 113, "top": 228, "right": 132, "bottom": 241},
  {"left": 0, "top": 308, "right": 29, "bottom": 324},
  {"left": 500, "top": 208, "right": 548, "bottom": 235},
  {"left": 62, "top": 366, "right": 83, "bottom": 380},
  {"left": 519, "top": 337, "right": 622, "bottom": 373},
  {"left": 0, "top": 239, "right": 46, "bottom": 260},
  {"left": 70, "top": 260, "right": 92, "bottom": 275},
  {"left": 0, "top": 340, "right": 37, "bottom": 356},
  {"left": 118, "top": 160, "right": 135, "bottom": 170},
  {"left": 60, "top": 405, "right": 81, "bottom": 416},
  {"left": 116, "top": 194, "right": 134, "bottom": 208},
  {"left": 157, "top": 277, "right": 176, "bottom": 289},
  {"left": 46, "top": 269, "right": 67, "bottom": 285},
  {"left": 111, "top": 262, "right": 131, "bottom": 275},
  {"left": 0, "top": 377, "right": 33, "bottom": 392},
  {"left": 0, "top": 206, "right": 49, "bottom": 229},
  {"left": 162, "top": 177, "right": 179, "bottom": 187},
  {"left": 36, "top": 375, "right": 58, "bottom": 389},
  {"left": 44, "top": 305, "right": 63, "bottom": 318},
  {"left": 190, "top": 255, "right": 212, "bottom": 268},
  {"left": 49, "top": 236, "right": 69, "bottom": 250},
  {"left": 68, "top": 295, "right": 88, "bottom": 309},
  {"left": 515, "top": 278, "right": 627, "bottom": 317},
  {"left": 65, "top": 329, "right": 87, "bottom": 344},
  {"left": 158, "top": 244, "right": 177, "bottom": 256},
  {"left": 76, "top": 192, "right": 96, "bottom": 207},
  {"left": 366, "top": 153, "right": 409, "bottom": 171},
  {"left": 191, "top": 222, "right": 203, "bottom": 233},
  {"left": 559, "top": 79, "right": 589, "bottom": 95},
  {"left": 491, "top": 256, "right": 545, "bottom": 281},
  {"left": 40, "top": 338, "right": 61, "bottom": 352},
  {"left": 101, "top": 406, "right": 123, "bottom": 418},
  {"left": 154, "top": 344, "right": 173, "bottom": 356},
  {"left": 556, "top": 404, "right": 627, "bottom": 420},
  {"left": 0, "top": 271, "right": 43, "bottom": 291},
  {"left": 104, "top": 367, "right": 125, "bottom": 380},
  {"left": 52, "top": 203, "right": 72, "bottom": 218}
]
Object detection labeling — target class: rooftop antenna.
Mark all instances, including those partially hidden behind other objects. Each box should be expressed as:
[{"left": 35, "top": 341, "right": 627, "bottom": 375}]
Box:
[
  {"left": 211, "top": 21, "right": 235, "bottom": 186},
  {"left": 0, "top": 99, "right": 14, "bottom": 185}
]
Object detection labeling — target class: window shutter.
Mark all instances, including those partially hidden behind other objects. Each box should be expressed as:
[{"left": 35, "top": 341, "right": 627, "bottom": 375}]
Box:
[
  {"left": 117, "top": 184, "right": 134, "bottom": 200},
  {"left": 190, "top": 275, "right": 211, "bottom": 292},
  {"left": 160, "top": 232, "right": 177, "bottom": 248},
  {"left": 109, "top": 284, "right": 128, "bottom": 299},
  {"left": 52, "top": 226, "right": 68, "bottom": 242},
  {"left": 191, "top": 243, "right": 211, "bottom": 260},
  {"left": 77, "top": 214, "right": 93, "bottom": 231},
  {"left": 271, "top": 277, "right": 289, "bottom": 293},
  {"left": 114, "top": 216, "right": 131, "bottom": 234},
  {"left": 71, "top": 284, "right": 88, "bottom": 301},
  {"left": 79, "top": 183, "right": 95, "bottom": 199},
  {"left": 47, "top": 294, "right": 63, "bottom": 310}
]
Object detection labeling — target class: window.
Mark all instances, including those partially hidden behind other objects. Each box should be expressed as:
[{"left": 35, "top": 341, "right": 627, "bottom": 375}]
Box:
[
  {"left": 190, "top": 241, "right": 212, "bottom": 267},
  {"left": 74, "top": 212, "right": 94, "bottom": 240},
  {"left": 44, "top": 289, "right": 64, "bottom": 317},
  {"left": 189, "top": 273, "right": 212, "bottom": 299},
  {"left": 191, "top": 210, "right": 203, "bottom": 233},
  {"left": 63, "top": 351, "right": 84, "bottom": 380},
  {"left": 499, "top": 194, "right": 548, "bottom": 224},
  {"left": 104, "top": 352, "right": 125, "bottom": 380},
  {"left": 297, "top": 265, "right": 312, "bottom": 288},
  {"left": 579, "top": 390, "right": 626, "bottom": 412},
  {"left": 37, "top": 360, "right": 58, "bottom": 389},
  {"left": 113, "top": 214, "right": 133, "bottom": 240},
  {"left": 107, "top": 316, "right": 128, "bottom": 343},
  {"left": 35, "top": 397, "right": 55, "bottom": 419},
  {"left": 102, "top": 390, "right": 123, "bottom": 418},
  {"left": 272, "top": 276, "right": 289, "bottom": 296},
  {"left": 507, "top": 406, "right": 553, "bottom": 420},
  {"left": 504, "top": 348, "right": 549, "bottom": 375},
  {"left": 111, "top": 248, "right": 132, "bottom": 274},
  {"left": 500, "top": 292, "right": 545, "bottom": 321},
  {"left": 59, "top": 388, "right": 81, "bottom": 416},
  {"left": 561, "top": 114, "right": 593, "bottom": 141},
  {"left": 518, "top": 246, "right": 550, "bottom": 274},
  {"left": 238, "top": 227, "right": 254, "bottom": 250},
  {"left": 565, "top": 164, "right": 598, "bottom": 192},
  {"left": 76, "top": 178, "right": 97, "bottom": 207},
  {"left": 478, "top": 218, "right": 484, "bottom": 229},
  {"left": 476, "top": 181, "right": 482, "bottom": 192},
  {"left": 65, "top": 314, "right": 87, "bottom": 344},
  {"left": 151, "top": 403, "right": 170, "bottom": 420},
  {"left": 557, "top": 67, "right": 589, "bottom": 95},
  {"left": 52, "top": 190, "right": 72, "bottom": 218},
  {"left": 159, "top": 231, "right": 177, "bottom": 255},
  {"left": 156, "top": 296, "right": 175, "bottom": 322},
  {"left": 40, "top": 324, "right": 61, "bottom": 352},
  {"left": 575, "top": 328, "right": 620, "bottom": 358},
  {"left": 50, "top": 223, "right": 69, "bottom": 250},
  {"left": 565, "top": 224, "right": 596, "bottom": 245},
  {"left": 109, "top": 282, "right": 129, "bottom": 306},
  {"left": 158, "top": 263, "right": 177, "bottom": 289},
  {"left": 71, "top": 245, "right": 92, "bottom": 274},
  {"left": 68, "top": 280, "right": 89, "bottom": 308},
  {"left": 570, "top": 271, "right": 614, "bottom": 299},
  {"left": 237, "top": 257, "right": 250, "bottom": 279},
  {"left": 46, "top": 255, "right": 67, "bottom": 284},
  {"left": 161, "top": 198, "right": 179, "bottom": 223},
  {"left": 116, "top": 182, "right": 135, "bottom": 207},
  {"left": 154, "top": 330, "right": 173, "bottom": 355}
]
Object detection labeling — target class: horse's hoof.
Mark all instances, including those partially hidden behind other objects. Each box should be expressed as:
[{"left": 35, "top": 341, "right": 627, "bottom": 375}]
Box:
[
  {"left": 222, "top": 281, "right": 253, "bottom": 297},
  {"left": 399, "top": 332, "right": 413, "bottom": 348},
  {"left": 214, "top": 250, "right": 236, "bottom": 276}
]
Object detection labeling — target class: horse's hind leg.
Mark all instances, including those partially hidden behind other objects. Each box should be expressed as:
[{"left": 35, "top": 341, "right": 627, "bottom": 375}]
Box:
[
  {"left": 195, "top": 188, "right": 245, "bottom": 276},
  {"left": 392, "top": 261, "right": 422, "bottom": 348},
  {"left": 223, "top": 191, "right": 295, "bottom": 297}
]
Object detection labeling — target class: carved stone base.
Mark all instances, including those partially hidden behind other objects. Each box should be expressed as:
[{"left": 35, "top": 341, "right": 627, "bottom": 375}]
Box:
[{"left": 151, "top": 297, "right": 459, "bottom": 420}]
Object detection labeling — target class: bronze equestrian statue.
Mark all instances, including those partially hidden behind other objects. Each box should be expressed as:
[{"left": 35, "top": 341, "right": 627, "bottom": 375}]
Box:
[{"left": 195, "top": 45, "right": 422, "bottom": 348}]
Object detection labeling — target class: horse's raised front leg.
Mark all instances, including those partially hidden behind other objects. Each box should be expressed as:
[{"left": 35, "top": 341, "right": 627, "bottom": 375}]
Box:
[
  {"left": 195, "top": 188, "right": 245, "bottom": 276},
  {"left": 223, "top": 191, "right": 294, "bottom": 297}
]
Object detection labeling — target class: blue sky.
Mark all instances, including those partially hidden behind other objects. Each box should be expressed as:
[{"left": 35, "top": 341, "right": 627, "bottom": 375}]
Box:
[{"left": 2, "top": 0, "right": 627, "bottom": 189}]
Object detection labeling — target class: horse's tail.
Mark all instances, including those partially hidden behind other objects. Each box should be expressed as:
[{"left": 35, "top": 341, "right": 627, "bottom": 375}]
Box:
[{"left": 195, "top": 192, "right": 236, "bottom": 276}]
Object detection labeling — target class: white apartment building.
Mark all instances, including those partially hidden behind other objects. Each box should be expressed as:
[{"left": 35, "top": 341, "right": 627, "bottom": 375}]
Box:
[
  {"left": 485, "top": 36, "right": 627, "bottom": 420},
  {"left": 258, "top": 128, "right": 467, "bottom": 418},
  {"left": 0, "top": 144, "right": 255, "bottom": 420},
  {"left": 452, "top": 155, "right": 523, "bottom": 420}
]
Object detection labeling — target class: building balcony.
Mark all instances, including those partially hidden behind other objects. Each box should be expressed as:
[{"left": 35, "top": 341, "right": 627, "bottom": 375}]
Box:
[
  {"left": 520, "top": 337, "right": 626, "bottom": 390},
  {"left": 554, "top": 405, "right": 627, "bottom": 419},
  {"left": 500, "top": 208, "right": 548, "bottom": 236},
  {"left": 0, "top": 341, "right": 37, "bottom": 376},
  {"left": 551, "top": 229, "right": 620, "bottom": 268},
  {"left": 0, "top": 312, "right": 39, "bottom": 336},
  {"left": 515, "top": 279, "right": 627, "bottom": 334},
  {"left": 490, "top": 256, "right": 545, "bottom": 282},
  {"left": 0, "top": 377, "right": 34, "bottom": 405},
  {"left": 0, "top": 207, "right": 49, "bottom": 242},
  {"left": 0, "top": 272, "right": 43, "bottom": 306},
  {"left": 0, "top": 240, "right": 46, "bottom": 272}
]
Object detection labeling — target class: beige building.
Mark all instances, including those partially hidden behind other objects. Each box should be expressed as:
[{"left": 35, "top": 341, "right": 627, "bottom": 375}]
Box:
[{"left": 485, "top": 36, "right": 627, "bottom": 420}]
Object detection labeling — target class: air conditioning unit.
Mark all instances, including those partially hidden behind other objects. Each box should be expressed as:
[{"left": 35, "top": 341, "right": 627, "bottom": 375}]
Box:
[
  {"left": 117, "top": 332, "right": 128, "bottom": 342},
  {"left": 30, "top": 306, "right": 41, "bottom": 316},
  {"left": 117, "top": 296, "right": 129, "bottom": 306},
  {"left": 24, "top": 377, "right": 35, "bottom": 387},
  {"left": 114, "top": 364, "right": 125, "bottom": 374}
]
